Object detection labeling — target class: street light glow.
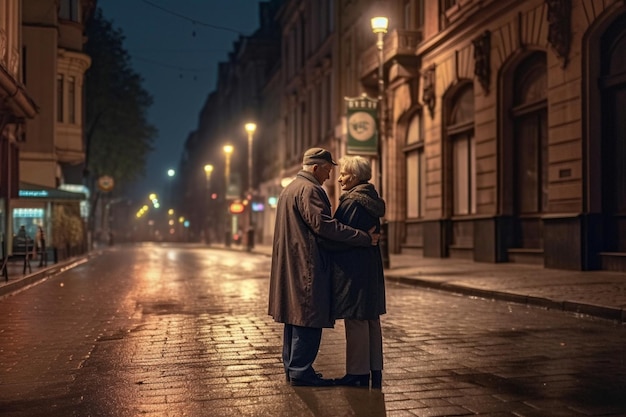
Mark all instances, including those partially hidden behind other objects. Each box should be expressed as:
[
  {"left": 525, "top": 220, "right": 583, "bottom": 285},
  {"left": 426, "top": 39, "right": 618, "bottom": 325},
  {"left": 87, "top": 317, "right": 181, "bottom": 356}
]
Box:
[
  {"left": 167, "top": 169, "right": 175, "bottom": 177},
  {"left": 245, "top": 122, "right": 257, "bottom": 134},
  {"left": 204, "top": 164, "right": 214, "bottom": 175},
  {"left": 371, "top": 16, "right": 389, "bottom": 33},
  {"left": 223, "top": 144, "right": 233, "bottom": 155}
]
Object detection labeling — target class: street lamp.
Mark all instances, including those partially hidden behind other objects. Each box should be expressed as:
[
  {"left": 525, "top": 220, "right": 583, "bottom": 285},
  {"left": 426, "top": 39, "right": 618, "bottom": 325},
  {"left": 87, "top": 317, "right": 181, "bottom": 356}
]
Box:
[
  {"left": 204, "top": 164, "right": 214, "bottom": 186},
  {"left": 223, "top": 145, "right": 233, "bottom": 197},
  {"left": 244, "top": 122, "right": 256, "bottom": 195},
  {"left": 371, "top": 15, "right": 390, "bottom": 269},
  {"left": 223, "top": 145, "right": 234, "bottom": 246},
  {"left": 203, "top": 164, "right": 214, "bottom": 244},
  {"left": 244, "top": 123, "right": 257, "bottom": 251}
]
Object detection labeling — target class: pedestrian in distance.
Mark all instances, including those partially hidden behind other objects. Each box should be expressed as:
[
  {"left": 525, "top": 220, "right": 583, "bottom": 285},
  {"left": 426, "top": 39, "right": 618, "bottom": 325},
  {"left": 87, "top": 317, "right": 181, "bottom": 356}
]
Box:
[
  {"left": 330, "top": 155, "right": 386, "bottom": 390},
  {"left": 268, "top": 147, "right": 380, "bottom": 387},
  {"left": 36, "top": 225, "right": 47, "bottom": 267}
]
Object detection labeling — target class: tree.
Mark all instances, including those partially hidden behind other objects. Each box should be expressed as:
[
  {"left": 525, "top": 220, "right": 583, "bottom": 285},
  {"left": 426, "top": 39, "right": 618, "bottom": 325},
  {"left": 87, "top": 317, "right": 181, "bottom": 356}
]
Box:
[{"left": 84, "top": 8, "right": 157, "bottom": 236}]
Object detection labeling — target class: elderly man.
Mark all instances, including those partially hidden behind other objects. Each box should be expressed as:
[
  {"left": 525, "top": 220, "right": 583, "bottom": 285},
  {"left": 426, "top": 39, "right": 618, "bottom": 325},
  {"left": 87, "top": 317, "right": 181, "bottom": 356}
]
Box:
[{"left": 268, "top": 147, "right": 379, "bottom": 387}]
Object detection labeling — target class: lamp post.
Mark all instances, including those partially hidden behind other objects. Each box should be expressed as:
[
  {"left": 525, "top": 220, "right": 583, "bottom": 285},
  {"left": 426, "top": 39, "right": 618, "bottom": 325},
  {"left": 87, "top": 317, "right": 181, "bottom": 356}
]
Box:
[
  {"left": 244, "top": 122, "right": 257, "bottom": 250},
  {"left": 204, "top": 164, "right": 214, "bottom": 244},
  {"left": 223, "top": 145, "right": 234, "bottom": 246},
  {"left": 371, "top": 15, "right": 390, "bottom": 269},
  {"left": 244, "top": 123, "right": 256, "bottom": 195}
]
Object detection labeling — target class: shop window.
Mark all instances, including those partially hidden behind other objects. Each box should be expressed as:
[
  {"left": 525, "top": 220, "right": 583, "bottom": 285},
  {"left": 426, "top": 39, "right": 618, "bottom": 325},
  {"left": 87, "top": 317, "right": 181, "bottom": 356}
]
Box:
[{"left": 12, "top": 208, "right": 45, "bottom": 239}]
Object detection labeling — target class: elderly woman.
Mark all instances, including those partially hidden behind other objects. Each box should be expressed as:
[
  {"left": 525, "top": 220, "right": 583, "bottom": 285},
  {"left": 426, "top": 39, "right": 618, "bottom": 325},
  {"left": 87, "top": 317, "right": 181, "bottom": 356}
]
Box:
[{"left": 331, "top": 155, "right": 386, "bottom": 389}]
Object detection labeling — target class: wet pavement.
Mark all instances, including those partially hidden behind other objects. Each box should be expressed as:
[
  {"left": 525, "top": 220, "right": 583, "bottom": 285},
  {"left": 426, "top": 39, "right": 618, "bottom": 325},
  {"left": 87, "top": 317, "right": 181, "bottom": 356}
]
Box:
[
  {"left": 0, "top": 244, "right": 625, "bottom": 416},
  {"left": 3, "top": 243, "right": 626, "bottom": 323}
]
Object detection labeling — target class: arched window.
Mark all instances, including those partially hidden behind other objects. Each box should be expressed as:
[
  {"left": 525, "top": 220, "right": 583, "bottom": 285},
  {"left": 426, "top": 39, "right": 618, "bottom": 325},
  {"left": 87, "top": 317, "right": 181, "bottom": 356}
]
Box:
[
  {"left": 447, "top": 85, "right": 475, "bottom": 215},
  {"left": 405, "top": 112, "right": 425, "bottom": 218},
  {"left": 513, "top": 55, "right": 548, "bottom": 216},
  {"left": 507, "top": 52, "right": 548, "bottom": 250},
  {"left": 600, "top": 15, "right": 626, "bottom": 251}
]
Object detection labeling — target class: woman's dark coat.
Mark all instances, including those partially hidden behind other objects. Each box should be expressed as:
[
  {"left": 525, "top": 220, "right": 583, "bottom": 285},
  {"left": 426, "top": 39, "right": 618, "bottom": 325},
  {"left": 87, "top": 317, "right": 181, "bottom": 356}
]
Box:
[
  {"left": 331, "top": 182, "right": 386, "bottom": 320},
  {"left": 268, "top": 171, "right": 371, "bottom": 328}
]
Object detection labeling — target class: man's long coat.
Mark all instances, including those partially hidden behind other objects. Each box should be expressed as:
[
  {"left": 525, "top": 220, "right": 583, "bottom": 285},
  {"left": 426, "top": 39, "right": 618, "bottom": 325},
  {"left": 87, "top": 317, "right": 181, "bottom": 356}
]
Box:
[{"left": 268, "top": 171, "right": 370, "bottom": 328}]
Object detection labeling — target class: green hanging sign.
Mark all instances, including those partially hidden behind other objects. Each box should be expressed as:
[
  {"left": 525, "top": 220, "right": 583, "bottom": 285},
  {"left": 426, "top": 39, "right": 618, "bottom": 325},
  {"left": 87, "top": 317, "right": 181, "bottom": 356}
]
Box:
[{"left": 345, "top": 95, "right": 378, "bottom": 155}]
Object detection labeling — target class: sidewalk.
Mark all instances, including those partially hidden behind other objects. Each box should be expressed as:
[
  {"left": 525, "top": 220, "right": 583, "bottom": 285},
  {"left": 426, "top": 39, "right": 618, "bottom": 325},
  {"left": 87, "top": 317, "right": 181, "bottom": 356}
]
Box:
[
  {"left": 2, "top": 243, "right": 625, "bottom": 322},
  {"left": 241, "top": 243, "right": 626, "bottom": 323},
  {"left": 0, "top": 254, "right": 90, "bottom": 298}
]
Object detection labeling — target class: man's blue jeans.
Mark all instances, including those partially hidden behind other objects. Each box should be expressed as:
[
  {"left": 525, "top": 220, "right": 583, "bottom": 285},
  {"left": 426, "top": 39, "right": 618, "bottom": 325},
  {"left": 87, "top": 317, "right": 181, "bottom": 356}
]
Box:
[{"left": 283, "top": 324, "right": 322, "bottom": 380}]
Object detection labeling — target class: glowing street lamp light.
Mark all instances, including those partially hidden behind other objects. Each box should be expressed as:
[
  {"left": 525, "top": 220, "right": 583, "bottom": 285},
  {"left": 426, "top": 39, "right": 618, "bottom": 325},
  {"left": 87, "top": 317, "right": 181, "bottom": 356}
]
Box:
[{"left": 167, "top": 168, "right": 176, "bottom": 177}]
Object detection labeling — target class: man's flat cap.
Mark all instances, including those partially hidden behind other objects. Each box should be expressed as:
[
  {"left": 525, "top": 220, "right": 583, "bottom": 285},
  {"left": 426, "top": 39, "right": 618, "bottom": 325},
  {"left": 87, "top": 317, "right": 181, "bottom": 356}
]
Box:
[{"left": 302, "top": 147, "right": 337, "bottom": 165}]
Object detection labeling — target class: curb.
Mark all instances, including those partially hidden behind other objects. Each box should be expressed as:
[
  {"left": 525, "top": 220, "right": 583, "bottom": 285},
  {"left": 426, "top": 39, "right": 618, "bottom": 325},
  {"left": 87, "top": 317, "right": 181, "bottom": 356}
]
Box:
[
  {"left": 0, "top": 256, "right": 90, "bottom": 298},
  {"left": 386, "top": 275, "right": 626, "bottom": 323}
]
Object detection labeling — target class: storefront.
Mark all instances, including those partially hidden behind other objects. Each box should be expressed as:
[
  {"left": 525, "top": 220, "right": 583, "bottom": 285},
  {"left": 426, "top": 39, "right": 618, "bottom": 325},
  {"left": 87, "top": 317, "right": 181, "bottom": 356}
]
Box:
[{"left": 8, "top": 182, "right": 87, "bottom": 257}]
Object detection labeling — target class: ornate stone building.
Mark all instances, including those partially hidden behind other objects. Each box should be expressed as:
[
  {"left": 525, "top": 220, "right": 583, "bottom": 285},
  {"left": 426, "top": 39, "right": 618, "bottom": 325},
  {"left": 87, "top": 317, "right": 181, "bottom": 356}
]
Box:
[
  {"left": 354, "top": 0, "right": 626, "bottom": 271},
  {"left": 181, "top": 0, "right": 626, "bottom": 271}
]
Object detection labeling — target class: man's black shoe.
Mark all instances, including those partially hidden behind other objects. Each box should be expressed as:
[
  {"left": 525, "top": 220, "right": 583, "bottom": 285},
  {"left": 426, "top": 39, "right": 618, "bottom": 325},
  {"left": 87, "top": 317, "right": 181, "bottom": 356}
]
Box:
[
  {"left": 286, "top": 371, "right": 324, "bottom": 383},
  {"left": 290, "top": 376, "right": 335, "bottom": 387}
]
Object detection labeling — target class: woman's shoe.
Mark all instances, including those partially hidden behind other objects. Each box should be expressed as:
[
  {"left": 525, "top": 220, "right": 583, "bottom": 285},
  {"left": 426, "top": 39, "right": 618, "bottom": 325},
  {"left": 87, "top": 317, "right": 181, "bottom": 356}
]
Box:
[
  {"left": 334, "top": 373, "right": 370, "bottom": 387},
  {"left": 371, "top": 370, "right": 382, "bottom": 389}
]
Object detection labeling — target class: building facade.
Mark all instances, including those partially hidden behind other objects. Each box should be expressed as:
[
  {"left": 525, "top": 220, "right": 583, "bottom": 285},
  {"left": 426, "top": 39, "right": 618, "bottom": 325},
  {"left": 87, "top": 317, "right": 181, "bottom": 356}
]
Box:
[
  {"left": 360, "top": 0, "right": 625, "bottom": 272},
  {"left": 5, "top": 0, "right": 93, "bottom": 258},
  {"left": 1, "top": 0, "right": 38, "bottom": 257},
  {"left": 179, "top": 0, "right": 626, "bottom": 272}
]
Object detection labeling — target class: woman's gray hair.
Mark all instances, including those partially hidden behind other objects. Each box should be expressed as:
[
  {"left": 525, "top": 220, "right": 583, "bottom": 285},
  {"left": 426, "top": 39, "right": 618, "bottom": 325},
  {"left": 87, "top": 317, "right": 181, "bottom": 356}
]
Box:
[{"left": 339, "top": 155, "right": 372, "bottom": 182}]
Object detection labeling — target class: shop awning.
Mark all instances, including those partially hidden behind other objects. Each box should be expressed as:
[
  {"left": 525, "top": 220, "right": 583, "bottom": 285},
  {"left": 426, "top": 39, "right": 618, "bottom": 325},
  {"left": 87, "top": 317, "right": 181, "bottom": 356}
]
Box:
[{"left": 18, "top": 182, "right": 86, "bottom": 201}]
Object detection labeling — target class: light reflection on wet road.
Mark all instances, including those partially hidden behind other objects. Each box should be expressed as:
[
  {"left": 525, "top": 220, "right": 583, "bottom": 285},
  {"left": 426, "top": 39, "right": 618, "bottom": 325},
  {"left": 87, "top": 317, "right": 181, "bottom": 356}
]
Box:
[{"left": 0, "top": 244, "right": 625, "bottom": 416}]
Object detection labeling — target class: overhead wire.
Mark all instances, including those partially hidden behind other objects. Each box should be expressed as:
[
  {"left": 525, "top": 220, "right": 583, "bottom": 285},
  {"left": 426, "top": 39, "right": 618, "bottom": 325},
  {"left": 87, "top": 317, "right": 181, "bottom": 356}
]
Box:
[
  {"left": 139, "top": 0, "right": 244, "bottom": 35},
  {"left": 127, "top": 1, "right": 248, "bottom": 80}
]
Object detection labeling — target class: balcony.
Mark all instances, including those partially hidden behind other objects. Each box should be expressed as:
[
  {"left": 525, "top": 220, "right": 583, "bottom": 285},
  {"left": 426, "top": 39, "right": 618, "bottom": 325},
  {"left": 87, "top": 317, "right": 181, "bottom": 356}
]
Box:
[{"left": 360, "top": 28, "right": 422, "bottom": 84}]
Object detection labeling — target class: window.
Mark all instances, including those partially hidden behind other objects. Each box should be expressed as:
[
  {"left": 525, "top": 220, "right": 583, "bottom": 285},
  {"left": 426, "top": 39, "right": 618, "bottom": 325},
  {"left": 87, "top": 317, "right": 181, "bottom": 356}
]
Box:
[
  {"left": 447, "top": 86, "right": 475, "bottom": 215},
  {"left": 417, "top": 0, "right": 425, "bottom": 29},
  {"left": 452, "top": 133, "right": 476, "bottom": 215},
  {"left": 440, "top": 0, "right": 458, "bottom": 29},
  {"left": 405, "top": 113, "right": 426, "bottom": 218},
  {"left": 68, "top": 76, "right": 76, "bottom": 124},
  {"left": 513, "top": 56, "right": 548, "bottom": 214},
  {"left": 404, "top": 1, "right": 411, "bottom": 29},
  {"left": 59, "top": 0, "right": 81, "bottom": 22},
  {"left": 57, "top": 74, "right": 64, "bottom": 123},
  {"left": 328, "top": 0, "right": 335, "bottom": 32}
]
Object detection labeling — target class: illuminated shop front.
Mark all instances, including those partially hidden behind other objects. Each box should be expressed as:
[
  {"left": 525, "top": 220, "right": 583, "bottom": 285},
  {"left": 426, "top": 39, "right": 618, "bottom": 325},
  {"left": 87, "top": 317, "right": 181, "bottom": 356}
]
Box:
[{"left": 8, "top": 182, "right": 87, "bottom": 256}]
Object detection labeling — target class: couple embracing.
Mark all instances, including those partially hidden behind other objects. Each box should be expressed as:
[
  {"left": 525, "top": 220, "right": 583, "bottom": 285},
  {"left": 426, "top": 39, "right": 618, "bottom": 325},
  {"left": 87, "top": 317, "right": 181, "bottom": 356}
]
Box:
[{"left": 268, "top": 147, "right": 386, "bottom": 389}]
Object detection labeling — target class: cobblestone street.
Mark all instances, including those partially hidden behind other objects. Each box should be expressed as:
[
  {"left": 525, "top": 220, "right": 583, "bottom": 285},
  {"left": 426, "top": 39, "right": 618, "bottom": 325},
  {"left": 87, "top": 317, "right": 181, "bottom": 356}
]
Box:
[{"left": 0, "top": 244, "right": 625, "bottom": 416}]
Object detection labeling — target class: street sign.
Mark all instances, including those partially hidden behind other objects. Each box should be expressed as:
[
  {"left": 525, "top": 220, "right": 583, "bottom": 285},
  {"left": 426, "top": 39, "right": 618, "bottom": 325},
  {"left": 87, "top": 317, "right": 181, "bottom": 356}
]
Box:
[{"left": 345, "top": 95, "right": 378, "bottom": 155}]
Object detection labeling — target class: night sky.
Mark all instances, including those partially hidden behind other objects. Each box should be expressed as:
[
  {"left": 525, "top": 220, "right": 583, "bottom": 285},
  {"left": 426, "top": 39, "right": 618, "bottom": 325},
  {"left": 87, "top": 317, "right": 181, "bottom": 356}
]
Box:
[{"left": 97, "top": 0, "right": 262, "bottom": 197}]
